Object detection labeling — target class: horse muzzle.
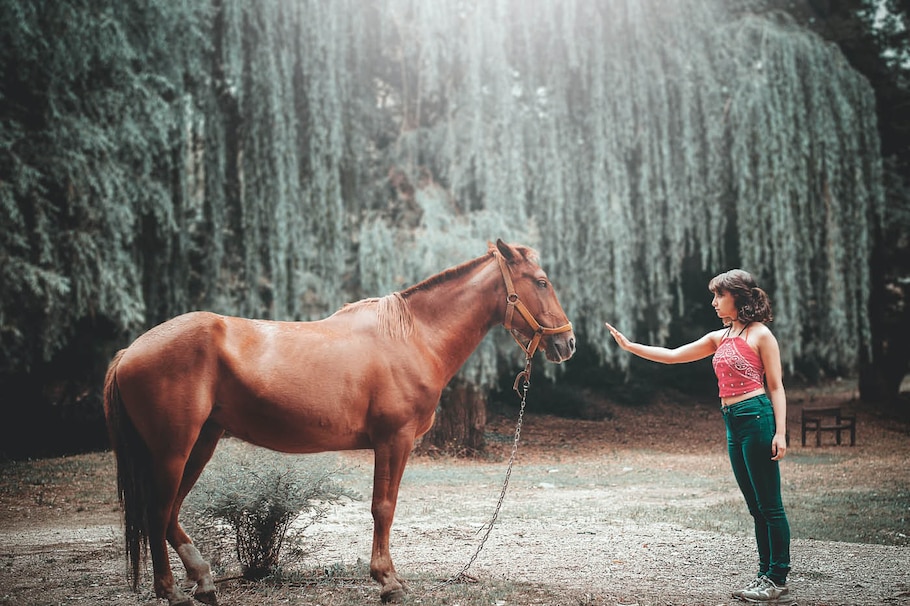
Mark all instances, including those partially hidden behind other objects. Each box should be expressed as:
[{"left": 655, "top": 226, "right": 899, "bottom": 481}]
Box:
[{"left": 543, "top": 330, "right": 576, "bottom": 363}]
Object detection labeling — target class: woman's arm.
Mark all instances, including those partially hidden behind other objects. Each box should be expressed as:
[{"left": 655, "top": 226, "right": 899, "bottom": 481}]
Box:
[
  {"left": 758, "top": 327, "right": 788, "bottom": 460},
  {"left": 605, "top": 322, "right": 718, "bottom": 364}
]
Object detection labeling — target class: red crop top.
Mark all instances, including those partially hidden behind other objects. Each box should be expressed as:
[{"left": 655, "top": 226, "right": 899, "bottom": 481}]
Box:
[{"left": 712, "top": 334, "right": 765, "bottom": 398}]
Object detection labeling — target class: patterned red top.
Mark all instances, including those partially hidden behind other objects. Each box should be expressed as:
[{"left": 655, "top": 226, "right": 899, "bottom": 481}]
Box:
[{"left": 712, "top": 336, "right": 764, "bottom": 398}]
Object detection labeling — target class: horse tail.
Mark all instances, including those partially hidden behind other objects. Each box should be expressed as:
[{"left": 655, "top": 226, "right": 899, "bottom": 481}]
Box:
[{"left": 103, "top": 349, "right": 153, "bottom": 590}]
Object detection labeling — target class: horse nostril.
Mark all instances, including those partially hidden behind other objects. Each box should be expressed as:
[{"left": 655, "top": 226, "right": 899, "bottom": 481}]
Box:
[{"left": 569, "top": 337, "right": 576, "bottom": 353}]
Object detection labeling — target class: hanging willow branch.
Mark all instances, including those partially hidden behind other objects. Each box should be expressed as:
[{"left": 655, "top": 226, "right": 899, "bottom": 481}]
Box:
[
  {"left": 724, "top": 14, "right": 882, "bottom": 370},
  {"left": 0, "top": 0, "right": 883, "bottom": 384},
  {"left": 365, "top": 0, "right": 883, "bottom": 375}
]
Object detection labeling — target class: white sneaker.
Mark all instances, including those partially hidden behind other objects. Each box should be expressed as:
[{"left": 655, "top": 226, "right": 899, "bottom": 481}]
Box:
[
  {"left": 740, "top": 575, "right": 795, "bottom": 604},
  {"left": 732, "top": 577, "right": 763, "bottom": 600}
]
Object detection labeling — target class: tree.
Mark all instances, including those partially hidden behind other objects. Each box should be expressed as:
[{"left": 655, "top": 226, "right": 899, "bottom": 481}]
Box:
[
  {"left": 806, "top": 0, "right": 910, "bottom": 404},
  {"left": 741, "top": 0, "right": 910, "bottom": 402},
  {"left": 0, "top": 0, "right": 888, "bottom": 456},
  {"left": 0, "top": 0, "right": 210, "bottom": 455},
  {"left": 365, "top": 1, "right": 883, "bottom": 380}
]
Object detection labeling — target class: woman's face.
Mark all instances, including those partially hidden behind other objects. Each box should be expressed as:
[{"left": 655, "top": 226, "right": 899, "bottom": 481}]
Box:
[{"left": 711, "top": 289, "right": 738, "bottom": 322}]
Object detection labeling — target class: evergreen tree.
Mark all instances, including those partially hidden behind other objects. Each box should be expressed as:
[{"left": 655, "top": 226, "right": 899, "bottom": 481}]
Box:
[{"left": 0, "top": 0, "right": 208, "bottom": 370}]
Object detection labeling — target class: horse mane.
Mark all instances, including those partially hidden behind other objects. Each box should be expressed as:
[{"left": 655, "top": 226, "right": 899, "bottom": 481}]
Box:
[
  {"left": 336, "top": 292, "right": 414, "bottom": 339},
  {"left": 377, "top": 292, "right": 413, "bottom": 338},
  {"left": 336, "top": 242, "right": 539, "bottom": 339},
  {"left": 399, "top": 252, "right": 491, "bottom": 297},
  {"left": 400, "top": 241, "right": 539, "bottom": 294}
]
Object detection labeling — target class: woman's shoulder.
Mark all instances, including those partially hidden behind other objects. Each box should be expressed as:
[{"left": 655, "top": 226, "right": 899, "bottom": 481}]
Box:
[
  {"left": 749, "top": 322, "right": 775, "bottom": 336},
  {"left": 748, "top": 322, "right": 779, "bottom": 346},
  {"left": 705, "top": 326, "right": 729, "bottom": 345}
]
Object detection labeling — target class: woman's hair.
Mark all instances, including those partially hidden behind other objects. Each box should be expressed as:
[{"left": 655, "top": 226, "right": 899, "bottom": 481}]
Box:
[{"left": 708, "top": 269, "right": 773, "bottom": 323}]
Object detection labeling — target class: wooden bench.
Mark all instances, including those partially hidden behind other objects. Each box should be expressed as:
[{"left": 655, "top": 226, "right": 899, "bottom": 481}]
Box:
[{"left": 800, "top": 406, "right": 856, "bottom": 446}]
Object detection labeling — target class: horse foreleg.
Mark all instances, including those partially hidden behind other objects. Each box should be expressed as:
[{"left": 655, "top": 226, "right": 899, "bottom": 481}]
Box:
[
  {"left": 370, "top": 437, "right": 413, "bottom": 603},
  {"left": 169, "top": 423, "right": 224, "bottom": 606}
]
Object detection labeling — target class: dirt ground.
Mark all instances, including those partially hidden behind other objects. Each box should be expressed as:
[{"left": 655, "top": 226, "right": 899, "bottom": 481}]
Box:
[{"left": 1, "top": 382, "right": 908, "bottom": 606}]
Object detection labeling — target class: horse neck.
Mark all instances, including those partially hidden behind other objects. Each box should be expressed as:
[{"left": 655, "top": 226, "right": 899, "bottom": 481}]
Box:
[{"left": 403, "top": 256, "right": 505, "bottom": 378}]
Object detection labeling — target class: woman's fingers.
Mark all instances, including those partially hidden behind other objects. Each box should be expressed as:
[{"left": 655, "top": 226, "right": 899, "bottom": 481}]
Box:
[
  {"left": 771, "top": 437, "right": 787, "bottom": 460},
  {"left": 605, "top": 322, "right": 627, "bottom": 349}
]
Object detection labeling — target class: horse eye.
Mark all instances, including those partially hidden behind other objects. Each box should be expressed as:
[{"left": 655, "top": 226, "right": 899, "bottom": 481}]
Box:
[{"left": 537, "top": 279, "right": 548, "bottom": 289}]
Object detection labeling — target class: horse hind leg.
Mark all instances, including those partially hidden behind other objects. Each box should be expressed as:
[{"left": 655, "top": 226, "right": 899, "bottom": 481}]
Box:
[
  {"left": 150, "top": 424, "right": 222, "bottom": 606},
  {"left": 169, "top": 422, "right": 224, "bottom": 606},
  {"left": 149, "top": 456, "right": 196, "bottom": 606}
]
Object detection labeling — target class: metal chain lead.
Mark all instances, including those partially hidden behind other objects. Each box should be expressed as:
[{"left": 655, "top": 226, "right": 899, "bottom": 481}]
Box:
[{"left": 430, "top": 356, "right": 532, "bottom": 592}]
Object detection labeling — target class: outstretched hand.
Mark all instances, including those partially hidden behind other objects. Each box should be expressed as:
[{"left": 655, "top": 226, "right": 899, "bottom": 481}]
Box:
[{"left": 605, "top": 322, "right": 631, "bottom": 351}]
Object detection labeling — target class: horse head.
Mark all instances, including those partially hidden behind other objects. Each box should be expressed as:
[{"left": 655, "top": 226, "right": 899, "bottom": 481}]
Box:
[{"left": 493, "top": 239, "right": 576, "bottom": 363}]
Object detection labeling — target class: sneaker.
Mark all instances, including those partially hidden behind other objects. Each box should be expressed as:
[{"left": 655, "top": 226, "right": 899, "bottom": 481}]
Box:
[
  {"left": 740, "top": 575, "right": 794, "bottom": 604},
  {"left": 732, "top": 577, "right": 763, "bottom": 600}
]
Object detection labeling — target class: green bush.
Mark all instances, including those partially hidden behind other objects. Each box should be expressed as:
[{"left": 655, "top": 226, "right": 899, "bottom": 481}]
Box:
[{"left": 185, "top": 439, "right": 361, "bottom": 580}]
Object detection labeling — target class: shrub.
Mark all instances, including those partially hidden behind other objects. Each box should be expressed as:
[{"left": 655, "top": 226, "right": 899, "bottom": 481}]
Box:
[{"left": 185, "top": 439, "right": 361, "bottom": 580}]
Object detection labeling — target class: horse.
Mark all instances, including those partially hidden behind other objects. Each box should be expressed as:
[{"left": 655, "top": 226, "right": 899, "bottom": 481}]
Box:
[{"left": 103, "top": 239, "right": 576, "bottom": 605}]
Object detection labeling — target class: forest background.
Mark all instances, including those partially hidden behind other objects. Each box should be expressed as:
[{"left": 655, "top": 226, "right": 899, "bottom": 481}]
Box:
[{"left": 0, "top": 0, "right": 908, "bottom": 459}]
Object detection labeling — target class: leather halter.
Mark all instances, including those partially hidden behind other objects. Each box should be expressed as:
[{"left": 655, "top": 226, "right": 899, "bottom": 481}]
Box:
[{"left": 493, "top": 250, "right": 573, "bottom": 358}]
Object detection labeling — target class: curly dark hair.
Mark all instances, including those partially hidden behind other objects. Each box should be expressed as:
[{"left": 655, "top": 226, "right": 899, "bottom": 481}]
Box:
[{"left": 708, "top": 269, "right": 773, "bottom": 323}]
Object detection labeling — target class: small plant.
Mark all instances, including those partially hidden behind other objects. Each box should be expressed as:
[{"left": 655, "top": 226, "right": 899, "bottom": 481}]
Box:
[{"left": 185, "top": 439, "right": 360, "bottom": 580}]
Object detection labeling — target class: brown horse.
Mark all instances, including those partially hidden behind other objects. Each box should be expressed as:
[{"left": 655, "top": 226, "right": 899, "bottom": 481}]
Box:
[{"left": 103, "top": 239, "right": 575, "bottom": 605}]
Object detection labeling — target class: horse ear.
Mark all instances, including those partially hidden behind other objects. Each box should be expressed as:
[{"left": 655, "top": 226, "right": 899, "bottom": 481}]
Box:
[{"left": 496, "top": 238, "right": 517, "bottom": 262}]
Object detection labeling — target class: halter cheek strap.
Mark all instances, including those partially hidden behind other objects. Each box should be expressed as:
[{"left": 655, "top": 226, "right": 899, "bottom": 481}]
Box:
[{"left": 493, "top": 250, "right": 573, "bottom": 358}]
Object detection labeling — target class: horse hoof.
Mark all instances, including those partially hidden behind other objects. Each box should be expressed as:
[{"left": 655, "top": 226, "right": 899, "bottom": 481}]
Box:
[
  {"left": 380, "top": 586, "right": 407, "bottom": 603},
  {"left": 194, "top": 590, "right": 218, "bottom": 606}
]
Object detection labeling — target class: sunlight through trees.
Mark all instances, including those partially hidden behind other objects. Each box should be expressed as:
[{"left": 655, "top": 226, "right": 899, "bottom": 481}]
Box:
[{"left": 0, "top": 0, "right": 884, "bottom": 387}]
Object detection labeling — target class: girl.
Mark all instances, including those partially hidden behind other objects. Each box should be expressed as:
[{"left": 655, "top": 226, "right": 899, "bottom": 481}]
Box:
[{"left": 605, "top": 269, "right": 792, "bottom": 604}]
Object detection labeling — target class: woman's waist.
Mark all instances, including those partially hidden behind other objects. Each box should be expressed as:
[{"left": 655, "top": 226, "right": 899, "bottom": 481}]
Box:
[{"left": 721, "top": 388, "right": 767, "bottom": 407}]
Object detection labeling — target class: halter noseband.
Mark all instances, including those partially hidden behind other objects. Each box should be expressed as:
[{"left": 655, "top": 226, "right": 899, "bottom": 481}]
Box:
[{"left": 493, "top": 250, "right": 573, "bottom": 358}]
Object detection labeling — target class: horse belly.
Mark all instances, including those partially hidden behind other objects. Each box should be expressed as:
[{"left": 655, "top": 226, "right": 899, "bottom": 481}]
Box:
[
  {"left": 212, "top": 315, "right": 436, "bottom": 454},
  {"left": 213, "top": 342, "right": 376, "bottom": 453},
  {"left": 214, "top": 397, "right": 373, "bottom": 454}
]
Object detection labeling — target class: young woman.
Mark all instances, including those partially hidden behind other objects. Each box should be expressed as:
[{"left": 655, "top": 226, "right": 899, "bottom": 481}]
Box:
[{"left": 605, "top": 269, "right": 792, "bottom": 604}]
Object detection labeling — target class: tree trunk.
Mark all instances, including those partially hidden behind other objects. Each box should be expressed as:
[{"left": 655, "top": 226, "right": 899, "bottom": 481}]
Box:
[
  {"left": 859, "top": 224, "right": 910, "bottom": 406},
  {"left": 415, "top": 380, "right": 487, "bottom": 456},
  {"left": 858, "top": 324, "right": 910, "bottom": 406}
]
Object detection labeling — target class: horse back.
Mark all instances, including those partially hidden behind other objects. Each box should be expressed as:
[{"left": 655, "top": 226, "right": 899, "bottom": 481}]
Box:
[{"left": 209, "top": 310, "right": 443, "bottom": 451}]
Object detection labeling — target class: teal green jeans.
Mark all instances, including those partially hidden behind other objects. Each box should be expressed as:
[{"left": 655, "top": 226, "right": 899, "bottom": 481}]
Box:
[{"left": 722, "top": 394, "right": 791, "bottom": 585}]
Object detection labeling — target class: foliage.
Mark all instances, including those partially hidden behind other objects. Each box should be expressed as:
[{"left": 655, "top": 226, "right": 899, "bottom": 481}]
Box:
[
  {"left": 0, "top": 0, "right": 887, "bottom": 395},
  {"left": 0, "top": 0, "right": 208, "bottom": 370},
  {"left": 723, "top": 13, "right": 883, "bottom": 368},
  {"left": 746, "top": 0, "right": 910, "bottom": 397},
  {"left": 184, "top": 440, "right": 360, "bottom": 580}
]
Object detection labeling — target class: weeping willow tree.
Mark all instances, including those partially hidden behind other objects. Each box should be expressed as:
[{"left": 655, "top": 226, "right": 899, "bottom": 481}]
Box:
[
  {"left": 0, "top": 0, "right": 375, "bottom": 373},
  {"left": 362, "top": 1, "right": 883, "bottom": 379},
  {"left": 0, "top": 0, "right": 885, "bottom": 454},
  {"left": 725, "top": 14, "right": 883, "bottom": 370}
]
